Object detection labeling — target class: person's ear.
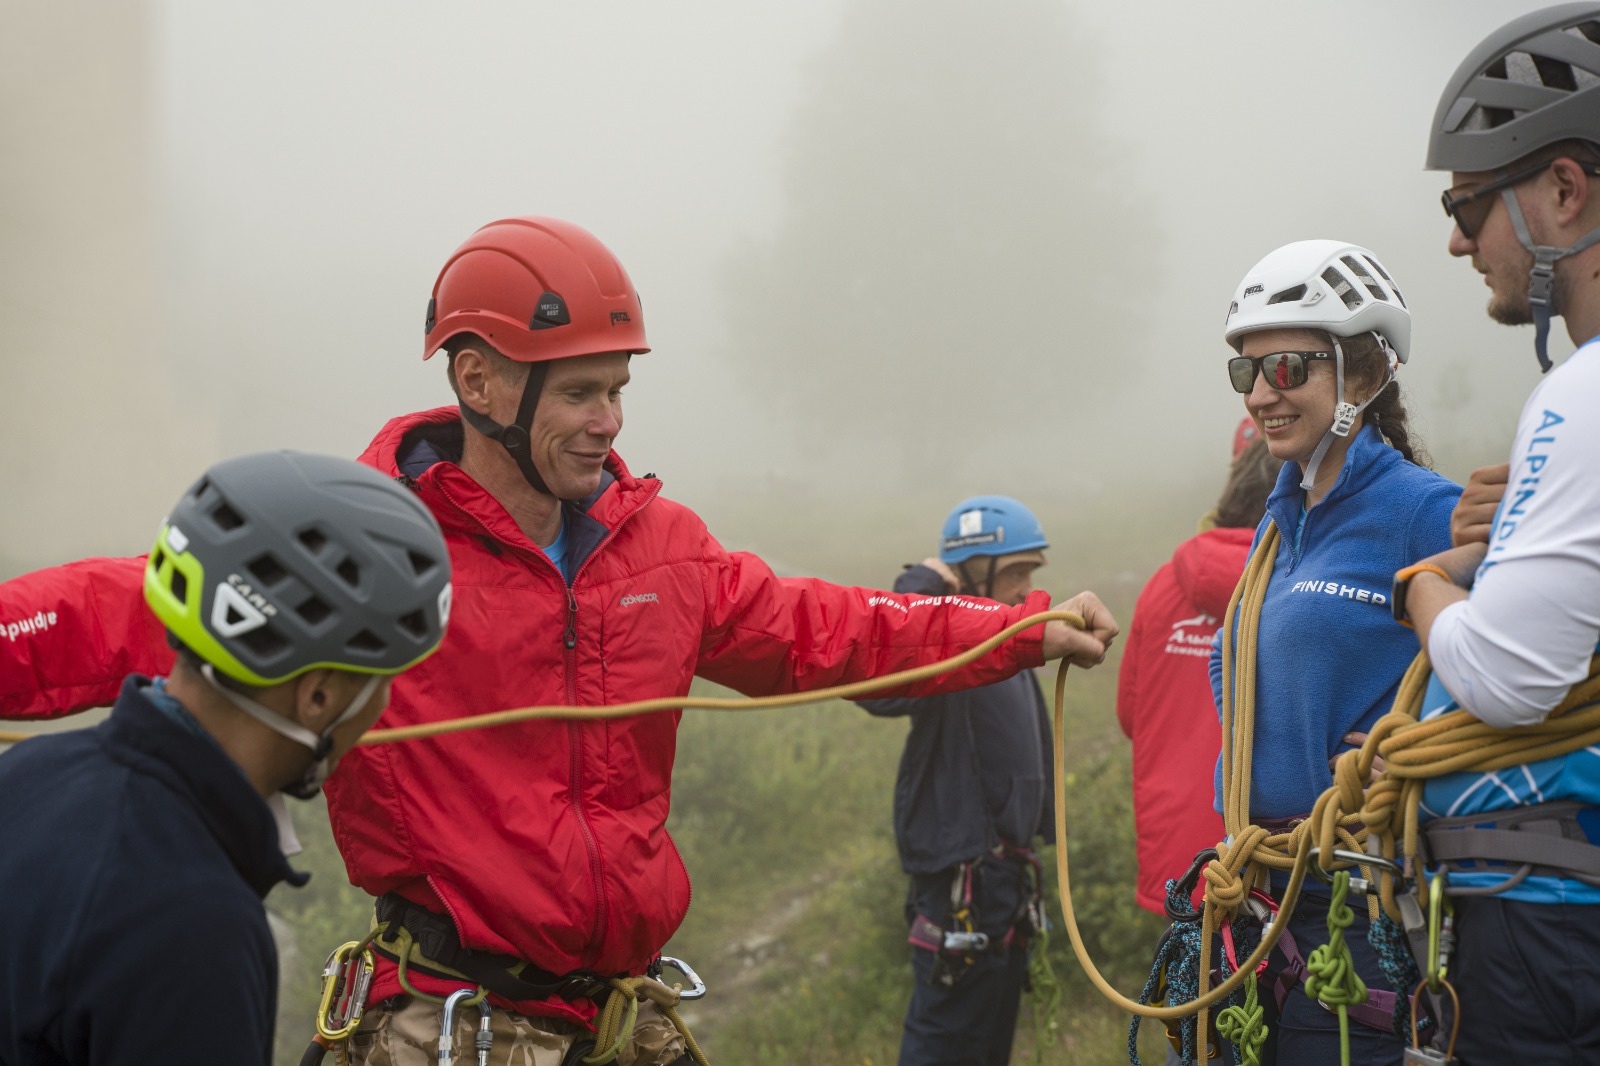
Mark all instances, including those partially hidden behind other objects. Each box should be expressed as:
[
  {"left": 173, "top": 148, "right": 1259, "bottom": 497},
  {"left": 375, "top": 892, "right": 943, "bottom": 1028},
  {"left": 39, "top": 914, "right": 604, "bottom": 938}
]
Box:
[
  {"left": 292, "top": 669, "right": 344, "bottom": 734},
  {"left": 452, "top": 347, "right": 496, "bottom": 417},
  {"left": 1548, "top": 156, "right": 1593, "bottom": 229}
]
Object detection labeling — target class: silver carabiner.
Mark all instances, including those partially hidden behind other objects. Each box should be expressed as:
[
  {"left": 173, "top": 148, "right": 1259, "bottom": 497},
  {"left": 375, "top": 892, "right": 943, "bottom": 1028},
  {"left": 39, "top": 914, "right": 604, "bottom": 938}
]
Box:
[
  {"left": 657, "top": 956, "right": 708, "bottom": 1001},
  {"left": 439, "top": 988, "right": 484, "bottom": 1066},
  {"left": 1307, "top": 847, "right": 1404, "bottom": 896}
]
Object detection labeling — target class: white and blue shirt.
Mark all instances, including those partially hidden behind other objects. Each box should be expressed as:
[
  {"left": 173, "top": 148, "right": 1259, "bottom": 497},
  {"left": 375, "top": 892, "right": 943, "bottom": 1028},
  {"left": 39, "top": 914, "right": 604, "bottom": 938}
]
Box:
[{"left": 1422, "top": 336, "right": 1600, "bottom": 903}]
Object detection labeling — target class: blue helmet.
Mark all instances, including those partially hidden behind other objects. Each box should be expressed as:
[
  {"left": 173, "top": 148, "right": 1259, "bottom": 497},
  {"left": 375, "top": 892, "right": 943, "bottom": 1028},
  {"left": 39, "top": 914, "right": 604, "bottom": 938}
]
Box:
[{"left": 938, "top": 496, "right": 1049, "bottom": 565}]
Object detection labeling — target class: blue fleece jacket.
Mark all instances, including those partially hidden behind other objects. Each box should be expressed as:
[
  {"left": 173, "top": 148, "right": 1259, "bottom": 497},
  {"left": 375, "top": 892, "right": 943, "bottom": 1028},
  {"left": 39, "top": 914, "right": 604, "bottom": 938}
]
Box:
[
  {"left": 1211, "top": 425, "right": 1459, "bottom": 819},
  {"left": 0, "top": 675, "right": 305, "bottom": 1066}
]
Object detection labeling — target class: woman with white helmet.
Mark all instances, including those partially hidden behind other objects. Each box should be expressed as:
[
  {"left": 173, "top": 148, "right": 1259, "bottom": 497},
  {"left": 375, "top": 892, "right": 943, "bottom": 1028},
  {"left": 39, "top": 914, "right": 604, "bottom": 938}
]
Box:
[{"left": 1204, "top": 241, "right": 1462, "bottom": 1065}]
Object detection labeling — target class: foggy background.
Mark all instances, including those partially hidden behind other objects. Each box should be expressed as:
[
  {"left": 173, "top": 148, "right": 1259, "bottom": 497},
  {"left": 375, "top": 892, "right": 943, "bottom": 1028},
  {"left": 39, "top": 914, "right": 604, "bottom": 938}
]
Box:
[{"left": 1, "top": 0, "right": 1572, "bottom": 577}]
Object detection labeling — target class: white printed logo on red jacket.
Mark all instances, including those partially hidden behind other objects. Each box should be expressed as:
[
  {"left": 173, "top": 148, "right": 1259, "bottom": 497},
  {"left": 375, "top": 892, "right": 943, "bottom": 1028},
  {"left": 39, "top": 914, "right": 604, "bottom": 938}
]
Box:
[
  {"left": 1164, "top": 613, "right": 1218, "bottom": 658},
  {"left": 2, "top": 610, "right": 60, "bottom": 642}
]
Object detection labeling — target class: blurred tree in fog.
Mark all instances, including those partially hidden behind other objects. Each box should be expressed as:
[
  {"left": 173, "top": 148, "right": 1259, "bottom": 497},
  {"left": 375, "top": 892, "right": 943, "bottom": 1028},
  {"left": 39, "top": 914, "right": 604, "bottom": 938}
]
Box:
[{"left": 719, "top": 0, "right": 1154, "bottom": 490}]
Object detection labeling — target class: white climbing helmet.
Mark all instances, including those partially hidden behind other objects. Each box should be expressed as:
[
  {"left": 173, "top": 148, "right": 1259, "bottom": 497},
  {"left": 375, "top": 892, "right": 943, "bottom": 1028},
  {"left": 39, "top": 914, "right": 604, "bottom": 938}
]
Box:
[{"left": 1223, "top": 240, "right": 1410, "bottom": 364}]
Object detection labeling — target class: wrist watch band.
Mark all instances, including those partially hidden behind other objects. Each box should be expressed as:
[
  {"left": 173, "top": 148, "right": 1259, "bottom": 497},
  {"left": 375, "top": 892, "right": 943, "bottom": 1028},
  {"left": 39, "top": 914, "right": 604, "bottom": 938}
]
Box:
[{"left": 1391, "top": 563, "right": 1454, "bottom": 628}]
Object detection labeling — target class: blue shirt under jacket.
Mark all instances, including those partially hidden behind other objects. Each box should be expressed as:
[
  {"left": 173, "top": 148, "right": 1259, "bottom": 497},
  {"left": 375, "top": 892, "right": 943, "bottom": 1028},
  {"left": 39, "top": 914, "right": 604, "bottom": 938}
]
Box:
[
  {"left": 858, "top": 565, "right": 1055, "bottom": 875},
  {"left": 0, "top": 675, "right": 305, "bottom": 1066},
  {"left": 1211, "top": 425, "right": 1459, "bottom": 820}
]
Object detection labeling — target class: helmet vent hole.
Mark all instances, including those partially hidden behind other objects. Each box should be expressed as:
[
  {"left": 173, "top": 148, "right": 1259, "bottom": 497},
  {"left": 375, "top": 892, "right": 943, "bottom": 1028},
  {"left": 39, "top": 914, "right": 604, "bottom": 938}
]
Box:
[
  {"left": 1340, "top": 256, "right": 1389, "bottom": 303},
  {"left": 1528, "top": 52, "right": 1578, "bottom": 92},
  {"left": 247, "top": 553, "right": 289, "bottom": 588},
  {"left": 238, "top": 625, "right": 289, "bottom": 659},
  {"left": 346, "top": 629, "right": 386, "bottom": 654},
  {"left": 336, "top": 558, "right": 361, "bottom": 588},
  {"left": 297, "top": 596, "right": 332, "bottom": 626},
  {"left": 1267, "top": 285, "right": 1307, "bottom": 305},
  {"left": 406, "top": 550, "right": 438, "bottom": 578},
  {"left": 1321, "top": 268, "right": 1364, "bottom": 311},
  {"left": 150, "top": 547, "right": 165, "bottom": 572},
  {"left": 1574, "top": 21, "right": 1600, "bottom": 46},
  {"left": 211, "top": 502, "right": 246, "bottom": 532},
  {"left": 397, "top": 610, "right": 428, "bottom": 639},
  {"left": 170, "top": 569, "right": 189, "bottom": 604},
  {"left": 298, "top": 528, "right": 329, "bottom": 555}
]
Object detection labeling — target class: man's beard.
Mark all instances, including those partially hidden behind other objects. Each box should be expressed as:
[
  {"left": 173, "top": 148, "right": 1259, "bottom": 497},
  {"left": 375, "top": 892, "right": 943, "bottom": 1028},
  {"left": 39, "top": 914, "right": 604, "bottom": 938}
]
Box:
[{"left": 1488, "top": 290, "right": 1533, "bottom": 326}]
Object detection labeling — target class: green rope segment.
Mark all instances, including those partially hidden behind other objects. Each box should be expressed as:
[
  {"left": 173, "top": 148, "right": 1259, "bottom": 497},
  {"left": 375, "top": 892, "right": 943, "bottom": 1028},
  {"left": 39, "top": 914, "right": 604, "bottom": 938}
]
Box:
[
  {"left": 1026, "top": 924, "right": 1063, "bottom": 1056},
  {"left": 1303, "top": 870, "right": 1368, "bottom": 1066},
  {"left": 1216, "top": 971, "right": 1268, "bottom": 1066}
]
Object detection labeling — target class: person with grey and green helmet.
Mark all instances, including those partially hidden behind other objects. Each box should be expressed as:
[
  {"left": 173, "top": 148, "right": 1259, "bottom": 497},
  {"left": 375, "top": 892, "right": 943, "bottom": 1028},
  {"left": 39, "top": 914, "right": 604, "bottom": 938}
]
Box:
[
  {"left": 1394, "top": 4, "right": 1600, "bottom": 1061},
  {"left": 0, "top": 451, "right": 451, "bottom": 1066}
]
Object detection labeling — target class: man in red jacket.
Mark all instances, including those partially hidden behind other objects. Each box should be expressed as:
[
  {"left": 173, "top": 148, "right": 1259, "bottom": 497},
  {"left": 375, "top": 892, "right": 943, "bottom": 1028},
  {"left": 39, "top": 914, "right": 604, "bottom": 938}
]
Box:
[
  {"left": 0, "top": 217, "right": 1117, "bottom": 1066},
  {"left": 1116, "top": 424, "right": 1280, "bottom": 918}
]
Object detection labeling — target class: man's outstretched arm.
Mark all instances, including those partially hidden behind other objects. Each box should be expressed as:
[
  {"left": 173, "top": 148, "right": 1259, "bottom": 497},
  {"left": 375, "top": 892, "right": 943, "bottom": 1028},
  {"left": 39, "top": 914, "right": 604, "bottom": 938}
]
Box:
[{"left": 0, "top": 555, "right": 171, "bottom": 718}]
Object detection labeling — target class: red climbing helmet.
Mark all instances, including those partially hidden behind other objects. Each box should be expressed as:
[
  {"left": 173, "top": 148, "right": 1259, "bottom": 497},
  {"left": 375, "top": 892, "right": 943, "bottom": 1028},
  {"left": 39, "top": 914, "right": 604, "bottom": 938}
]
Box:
[{"left": 422, "top": 217, "right": 650, "bottom": 363}]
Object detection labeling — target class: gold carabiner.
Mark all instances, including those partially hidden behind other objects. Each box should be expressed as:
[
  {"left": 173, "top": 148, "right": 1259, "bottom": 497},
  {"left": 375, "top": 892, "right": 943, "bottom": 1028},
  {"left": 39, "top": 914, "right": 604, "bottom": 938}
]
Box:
[
  {"left": 1410, "top": 975, "right": 1461, "bottom": 1060},
  {"left": 1424, "top": 872, "right": 1453, "bottom": 992},
  {"left": 317, "top": 940, "right": 376, "bottom": 1042}
]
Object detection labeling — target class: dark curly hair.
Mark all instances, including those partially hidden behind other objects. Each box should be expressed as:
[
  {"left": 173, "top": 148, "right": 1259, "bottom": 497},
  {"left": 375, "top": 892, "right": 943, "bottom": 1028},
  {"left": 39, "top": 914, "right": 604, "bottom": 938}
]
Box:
[{"left": 1335, "top": 331, "right": 1431, "bottom": 469}]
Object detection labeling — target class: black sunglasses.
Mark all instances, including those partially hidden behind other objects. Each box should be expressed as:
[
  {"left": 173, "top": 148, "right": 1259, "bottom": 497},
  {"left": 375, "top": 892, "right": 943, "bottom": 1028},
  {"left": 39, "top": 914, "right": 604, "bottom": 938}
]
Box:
[
  {"left": 1441, "top": 159, "right": 1600, "bottom": 240},
  {"left": 1227, "top": 350, "right": 1333, "bottom": 394}
]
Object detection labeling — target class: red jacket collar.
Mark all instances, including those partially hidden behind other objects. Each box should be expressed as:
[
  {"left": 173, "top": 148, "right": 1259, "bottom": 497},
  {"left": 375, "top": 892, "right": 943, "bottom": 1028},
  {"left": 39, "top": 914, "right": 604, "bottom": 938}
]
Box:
[{"left": 357, "top": 407, "right": 658, "bottom": 546}]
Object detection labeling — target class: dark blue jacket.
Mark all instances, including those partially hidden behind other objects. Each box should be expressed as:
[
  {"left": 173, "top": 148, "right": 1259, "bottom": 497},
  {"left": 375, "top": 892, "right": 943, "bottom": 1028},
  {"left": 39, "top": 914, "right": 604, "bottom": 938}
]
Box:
[
  {"left": 858, "top": 566, "right": 1056, "bottom": 875},
  {"left": 0, "top": 676, "right": 305, "bottom": 1066}
]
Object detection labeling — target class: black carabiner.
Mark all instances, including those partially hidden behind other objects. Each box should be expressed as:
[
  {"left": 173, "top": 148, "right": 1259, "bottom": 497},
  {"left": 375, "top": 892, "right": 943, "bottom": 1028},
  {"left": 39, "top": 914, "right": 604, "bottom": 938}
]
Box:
[{"left": 1165, "top": 847, "right": 1218, "bottom": 923}]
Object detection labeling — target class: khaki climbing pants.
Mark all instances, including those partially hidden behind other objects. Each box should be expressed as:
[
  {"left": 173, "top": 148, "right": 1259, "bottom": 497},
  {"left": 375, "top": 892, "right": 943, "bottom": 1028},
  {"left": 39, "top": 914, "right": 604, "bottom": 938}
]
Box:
[{"left": 345, "top": 996, "right": 687, "bottom": 1066}]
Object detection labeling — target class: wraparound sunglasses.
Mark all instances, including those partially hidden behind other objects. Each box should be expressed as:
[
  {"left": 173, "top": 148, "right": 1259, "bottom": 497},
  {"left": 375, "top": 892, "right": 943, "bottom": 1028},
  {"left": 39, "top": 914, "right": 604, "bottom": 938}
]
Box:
[{"left": 1227, "top": 350, "right": 1333, "bottom": 394}]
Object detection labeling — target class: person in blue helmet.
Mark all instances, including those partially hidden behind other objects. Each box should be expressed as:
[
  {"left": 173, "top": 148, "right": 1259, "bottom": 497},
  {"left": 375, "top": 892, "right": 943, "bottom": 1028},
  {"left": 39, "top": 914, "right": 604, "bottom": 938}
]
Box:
[{"left": 858, "top": 496, "right": 1067, "bottom": 1066}]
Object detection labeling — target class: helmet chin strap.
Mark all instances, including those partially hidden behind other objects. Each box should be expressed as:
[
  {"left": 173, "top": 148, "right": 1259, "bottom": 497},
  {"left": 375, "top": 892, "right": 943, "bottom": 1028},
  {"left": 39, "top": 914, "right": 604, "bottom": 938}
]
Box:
[
  {"left": 200, "top": 663, "right": 382, "bottom": 800},
  {"left": 1299, "top": 335, "right": 1397, "bottom": 492},
  {"left": 458, "top": 360, "right": 561, "bottom": 498},
  {"left": 954, "top": 557, "right": 998, "bottom": 599},
  {"left": 1500, "top": 186, "right": 1600, "bottom": 374}
]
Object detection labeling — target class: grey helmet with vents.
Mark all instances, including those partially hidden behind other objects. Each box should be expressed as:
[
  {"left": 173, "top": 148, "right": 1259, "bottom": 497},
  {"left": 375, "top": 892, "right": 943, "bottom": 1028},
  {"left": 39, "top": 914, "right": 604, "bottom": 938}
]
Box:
[
  {"left": 144, "top": 451, "right": 452, "bottom": 798},
  {"left": 1425, "top": 3, "right": 1600, "bottom": 174},
  {"left": 1223, "top": 241, "right": 1410, "bottom": 492},
  {"left": 1427, "top": 4, "right": 1600, "bottom": 372}
]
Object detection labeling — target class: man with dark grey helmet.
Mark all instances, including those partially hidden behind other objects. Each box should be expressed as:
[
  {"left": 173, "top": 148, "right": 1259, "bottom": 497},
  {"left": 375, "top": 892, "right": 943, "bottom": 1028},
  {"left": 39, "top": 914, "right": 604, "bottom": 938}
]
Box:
[
  {"left": 0, "top": 452, "right": 451, "bottom": 1066},
  {"left": 1393, "top": 4, "right": 1600, "bottom": 1060}
]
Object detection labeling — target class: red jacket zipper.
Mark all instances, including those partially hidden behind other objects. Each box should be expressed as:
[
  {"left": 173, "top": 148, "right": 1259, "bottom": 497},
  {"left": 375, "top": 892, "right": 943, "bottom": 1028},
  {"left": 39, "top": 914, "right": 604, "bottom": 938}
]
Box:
[
  {"left": 431, "top": 470, "right": 662, "bottom": 966},
  {"left": 563, "top": 480, "right": 660, "bottom": 959}
]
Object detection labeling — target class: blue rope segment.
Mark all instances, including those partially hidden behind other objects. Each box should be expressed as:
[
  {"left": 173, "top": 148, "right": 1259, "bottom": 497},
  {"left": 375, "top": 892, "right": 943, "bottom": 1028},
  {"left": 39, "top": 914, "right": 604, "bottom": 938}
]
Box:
[
  {"left": 1128, "top": 877, "right": 1260, "bottom": 1065},
  {"left": 1366, "top": 908, "right": 1421, "bottom": 1040}
]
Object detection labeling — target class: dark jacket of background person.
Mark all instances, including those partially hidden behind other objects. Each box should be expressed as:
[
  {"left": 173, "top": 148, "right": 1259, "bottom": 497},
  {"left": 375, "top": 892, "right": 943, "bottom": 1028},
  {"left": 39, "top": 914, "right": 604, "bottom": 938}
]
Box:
[
  {"left": 0, "top": 676, "right": 300, "bottom": 1066},
  {"left": 1116, "top": 525, "right": 1251, "bottom": 914},
  {"left": 858, "top": 564, "right": 1056, "bottom": 874}
]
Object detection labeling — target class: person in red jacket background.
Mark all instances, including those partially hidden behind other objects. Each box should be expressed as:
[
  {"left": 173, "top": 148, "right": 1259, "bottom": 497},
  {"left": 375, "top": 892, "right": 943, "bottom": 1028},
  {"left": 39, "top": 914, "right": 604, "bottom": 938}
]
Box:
[
  {"left": 0, "top": 217, "right": 1118, "bottom": 1066},
  {"left": 1116, "top": 421, "right": 1281, "bottom": 917}
]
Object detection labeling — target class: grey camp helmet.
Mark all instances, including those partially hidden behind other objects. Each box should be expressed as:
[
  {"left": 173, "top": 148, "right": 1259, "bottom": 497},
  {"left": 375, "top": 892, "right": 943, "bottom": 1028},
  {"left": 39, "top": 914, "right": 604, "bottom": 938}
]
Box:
[
  {"left": 144, "top": 451, "right": 453, "bottom": 686},
  {"left": 1426, "top": 4, "right": 1600, "bottom": 173}
]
